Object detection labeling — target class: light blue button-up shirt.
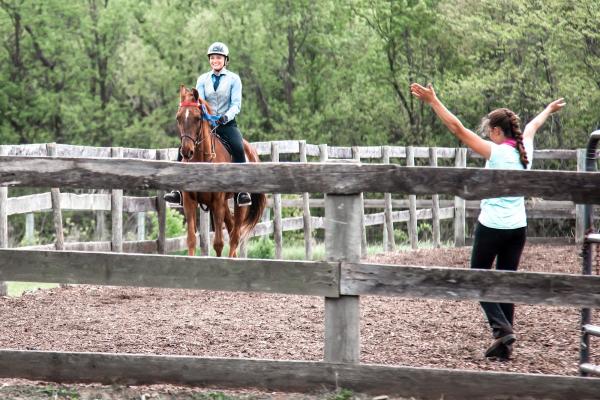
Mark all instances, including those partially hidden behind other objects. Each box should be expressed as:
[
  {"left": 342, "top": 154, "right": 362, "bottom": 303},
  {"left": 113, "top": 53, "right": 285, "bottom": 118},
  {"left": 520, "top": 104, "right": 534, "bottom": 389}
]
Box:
[{"left": 195, "top": 68, "right": 242, "bottom": 122}]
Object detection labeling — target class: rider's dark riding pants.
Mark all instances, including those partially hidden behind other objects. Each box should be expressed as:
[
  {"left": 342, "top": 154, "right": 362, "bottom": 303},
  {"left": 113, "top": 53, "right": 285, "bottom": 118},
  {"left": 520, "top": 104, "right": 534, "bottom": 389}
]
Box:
[
  {"left": 215, "top": 119, "right": 246, "bottom": 163},
  {"left": 177, "top": 119, "right": 246, "bottom": 163},
  {"left": 470, "top": 222, "right": 526, "bottom": 339}
]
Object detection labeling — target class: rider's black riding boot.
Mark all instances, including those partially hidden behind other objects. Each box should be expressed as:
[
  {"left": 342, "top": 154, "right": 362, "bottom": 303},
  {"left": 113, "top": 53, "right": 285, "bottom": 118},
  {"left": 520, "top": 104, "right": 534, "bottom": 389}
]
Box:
[
  {"left": 164, "top": 150, "right": 183, "bottom": 205},
  {"left": 164, "top": 190, "right": 182, "bottom": 205},
  {"left": 237, "top": 192, "right": 252, "bottom": 207}
]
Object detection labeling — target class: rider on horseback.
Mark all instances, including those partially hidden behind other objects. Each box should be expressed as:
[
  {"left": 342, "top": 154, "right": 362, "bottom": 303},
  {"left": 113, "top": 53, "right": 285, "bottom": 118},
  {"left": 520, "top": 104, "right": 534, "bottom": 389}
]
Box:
[{"left": 164, "top": 41, "right": 252, "bottom": 207}]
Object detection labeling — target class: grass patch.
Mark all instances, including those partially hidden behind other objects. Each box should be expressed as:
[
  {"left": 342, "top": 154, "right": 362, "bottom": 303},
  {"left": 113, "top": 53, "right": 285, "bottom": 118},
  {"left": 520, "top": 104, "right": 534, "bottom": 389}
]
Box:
[{"left": 7, "top": 282, "right": 59, "bottom": 297}]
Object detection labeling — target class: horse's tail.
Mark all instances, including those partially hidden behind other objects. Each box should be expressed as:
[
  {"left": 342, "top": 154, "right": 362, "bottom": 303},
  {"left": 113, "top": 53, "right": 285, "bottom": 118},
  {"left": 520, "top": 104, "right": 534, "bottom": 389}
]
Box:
[{"left": 240, "top": 141, "right": 267, "bottom": 240}]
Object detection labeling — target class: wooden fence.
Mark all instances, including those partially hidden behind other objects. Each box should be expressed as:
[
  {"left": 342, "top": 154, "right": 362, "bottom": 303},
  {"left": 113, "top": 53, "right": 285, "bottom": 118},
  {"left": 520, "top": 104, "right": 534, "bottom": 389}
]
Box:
[
  {"left": 0, "top": 153, "right": 599, "bottom": 399},
  {"left": 0, "top": 142, "right": 598, "bottom": 260}
]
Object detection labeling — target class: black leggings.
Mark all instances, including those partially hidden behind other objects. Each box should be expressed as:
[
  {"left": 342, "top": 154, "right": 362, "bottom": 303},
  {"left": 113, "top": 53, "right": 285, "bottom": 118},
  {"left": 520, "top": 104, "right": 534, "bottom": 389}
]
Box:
[
  {"left": 470, "top": 222, "right": 527, "bottom": 338},
  {"left": 177, "top": 119, "right": 246, "bottom": 163}
]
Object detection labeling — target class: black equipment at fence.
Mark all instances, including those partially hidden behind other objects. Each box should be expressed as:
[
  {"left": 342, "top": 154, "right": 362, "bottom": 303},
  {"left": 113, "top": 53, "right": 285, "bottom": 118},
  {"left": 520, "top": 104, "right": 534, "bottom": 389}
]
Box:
[{"left": 580, "top": 130, "right": 600, "bottom": 377}]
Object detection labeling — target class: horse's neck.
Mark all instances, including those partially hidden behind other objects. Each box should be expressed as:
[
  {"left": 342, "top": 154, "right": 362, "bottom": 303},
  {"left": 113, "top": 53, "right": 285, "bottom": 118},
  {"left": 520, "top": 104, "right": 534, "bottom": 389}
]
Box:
[{"left": 197, "top": 123, "right": 214, "bottom": 163}]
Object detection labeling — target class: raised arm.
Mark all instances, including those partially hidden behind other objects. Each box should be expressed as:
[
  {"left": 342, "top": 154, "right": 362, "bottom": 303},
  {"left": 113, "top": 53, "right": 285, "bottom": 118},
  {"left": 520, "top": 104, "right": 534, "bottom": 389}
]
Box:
[
  {"left": 410, "top": 83, "right": 492, "bottom": 159},
  {"left": 523, "top": 98, "right": 566, "bottom": 141}
]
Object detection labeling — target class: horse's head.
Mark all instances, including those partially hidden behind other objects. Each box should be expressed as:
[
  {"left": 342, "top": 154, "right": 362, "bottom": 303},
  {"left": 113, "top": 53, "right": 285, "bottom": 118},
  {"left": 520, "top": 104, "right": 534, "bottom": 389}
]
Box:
[{"left": 176, "top": 84, "right": 205, "bottom": 160}]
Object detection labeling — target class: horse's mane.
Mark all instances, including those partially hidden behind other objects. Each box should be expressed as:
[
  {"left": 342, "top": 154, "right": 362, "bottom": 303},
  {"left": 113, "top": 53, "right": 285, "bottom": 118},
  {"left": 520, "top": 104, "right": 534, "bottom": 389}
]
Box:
[{"left": 197, "top": 96, "right": 213, "bottom": 115}]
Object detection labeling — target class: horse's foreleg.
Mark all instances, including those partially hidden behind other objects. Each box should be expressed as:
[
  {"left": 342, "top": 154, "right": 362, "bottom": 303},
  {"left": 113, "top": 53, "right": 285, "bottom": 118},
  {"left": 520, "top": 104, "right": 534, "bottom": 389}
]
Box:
[
  {"left": 211, "top": 205, "right": 225, "bottom": 257},
  {"left": 183, "top": 194, "right": 197, "bottom": 256}
]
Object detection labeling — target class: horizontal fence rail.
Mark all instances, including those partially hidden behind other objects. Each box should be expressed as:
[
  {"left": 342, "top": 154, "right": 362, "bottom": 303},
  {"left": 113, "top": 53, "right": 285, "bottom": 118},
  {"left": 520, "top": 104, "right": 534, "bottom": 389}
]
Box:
[
  {"left": 4, "top": 141, "right": 593, "bottom": 160},
  {"left": 0, "top": 350, "right": 599, "bottom": 400},
  {"left": 0, "top": 249, "right": 338, "bottom": 297},
  {"left": 1, "top": 157, "right": 600, "bottom": 202},
  {"left": 341, "top": 262, "right": 600, "bottom": 307},
  {"left": 1, "top": 249, "right": 600, "bottom": 308}
]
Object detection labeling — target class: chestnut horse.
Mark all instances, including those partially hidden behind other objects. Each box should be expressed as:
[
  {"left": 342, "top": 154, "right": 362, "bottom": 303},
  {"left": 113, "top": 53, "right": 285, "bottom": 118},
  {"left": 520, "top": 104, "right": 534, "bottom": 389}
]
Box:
[{"left": 175, "top": 85, "right": 266, "bottom": 257}]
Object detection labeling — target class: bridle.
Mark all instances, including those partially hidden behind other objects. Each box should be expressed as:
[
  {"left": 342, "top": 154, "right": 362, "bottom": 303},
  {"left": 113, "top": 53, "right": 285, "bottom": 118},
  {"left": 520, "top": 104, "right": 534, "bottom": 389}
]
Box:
[{"left": 178, "top": 101, "right": 216, "bottom": 160}]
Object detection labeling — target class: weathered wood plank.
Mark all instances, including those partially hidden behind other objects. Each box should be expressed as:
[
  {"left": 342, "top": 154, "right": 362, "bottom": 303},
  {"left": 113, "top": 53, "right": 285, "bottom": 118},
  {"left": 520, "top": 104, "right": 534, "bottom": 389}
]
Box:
[
  {"left": 407, "top": 146, "right": 418, "bottom": 249},
  {"left": 156, "top": 150, "right": 168, "bottom": 254},
  {"left": 55, "top": 144, "right": 111, "bottom": 158},
  {"left": 363, "top": 207, "right": 454, "bottom": 226},
  {"left": 324, "top": 194, "right": 361, "bottom": 363},
  {"left": 46, "top": 144, "right": 64, "bottom": 251},
  {"left": 272, "top": 198, "right": 585, "bottom": 212},
  {"left": 2, "top": 157, "right": 600, "bottom": 202},
  {"left": 327, "top": 146, "right": 353, "bottom": 159},
  {"left": 0, "top": 146, "right": 7, "bottom": 295},
  {"left": 18, "top": 242, "right": 111, "bottom": 252},
  {"left": 454, "top": 148, "right": 467, "bottom": 247},
  {"left": 352, "top": 148, "right": 367, "bottom": 257},
  {"left": 341, "top": 262, "right": 600, "bottom": 307},
  {"left": 7, "top": 193, "right": 158, "bottom": 215},
  {"left": 123, "top": 196, "right": 157, "bottom": 212},
  {"left": 3, "top": 143, "right": 47, "bottom": 156},
  {"left": 429, "top": 147, "right": 441, "bottom": 248},
  {"left": 0, "top": 249, "right": 339, "bottom": 297},
  {"left": 299, "top": 141, "right": 313, "bottom": 260},
  {"left": 111, "top": 147, "right": 123, "bottom": 253},
  {"left": 252, "top": 140, "right": 301, "bottom": 156},
  {"left": 0, "top": 350, "right": 599, "bottom": 400},
  {"left": 0, "top": 143, "right": 582, "bottom": 161},
  {"left": 271, "top": 143, "right": 283, "bottom": 259},
  {"left": 382, "top": 146, "right": 395, "bottom": 251}
]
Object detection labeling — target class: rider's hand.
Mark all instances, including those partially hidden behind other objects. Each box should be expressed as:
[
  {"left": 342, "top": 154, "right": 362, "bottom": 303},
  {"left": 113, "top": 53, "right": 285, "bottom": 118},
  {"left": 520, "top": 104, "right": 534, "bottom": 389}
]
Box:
[{"left": 217, "top": 115, "right": 228, "bottom": 125}]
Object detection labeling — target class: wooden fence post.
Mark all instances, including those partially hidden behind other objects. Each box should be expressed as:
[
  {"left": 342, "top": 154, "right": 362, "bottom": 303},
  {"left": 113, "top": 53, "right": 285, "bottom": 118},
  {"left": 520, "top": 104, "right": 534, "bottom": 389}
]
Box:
[
  {"left": 324, "top": 191, "right": 361, "bottom": 363},
  {"left": 136, "top": 212, "right": 145, "bottom": 241},
  {"left": 352, "top": 146, "right": 367, "bottom": 258},
  {"left": 25, "top": 213, "right": 35, "bottom": 244},
  {"left": 299, "top": 140, "right": 313, "bottom": 260},
  {"left": 382, "top": 146, "right": 395, "bottom": 252},
  {"left": 156, "top": 150, "right": 167, "bottom": 254},
  {"left": 319, "top": 144, "right": 328, "bottom": 163},
  {"left": 238, "top": 237, "right": 248, "bottom": 258},
  {"left": 429, "top": 147, "right": 441, "bottom": 248},
  {"left": 95, "top": 190, "right": 106, "bottom": 241},
  {"left": 111, "top": 147, "right": 123, "bottom": 253},
  {"left": 576, "top": 148, "right": 586, "bottom": 243},
  {"left": 0, "top": 145, "right": 8, "bottom": 295},
  {"left": 271, "top": 142, "right": 283, "bottom": 259},
  {"left": 199, "top": 209, "right": 210, "bottom": 256},
  {"left": 407, "top": 146, "right": 418, "bottom": 249},
  {"left": 46, "top": 143, "right": 64, "bottom": 251},
  {"left": 454, "top": 147, "right": 467, "bottom": 247}
]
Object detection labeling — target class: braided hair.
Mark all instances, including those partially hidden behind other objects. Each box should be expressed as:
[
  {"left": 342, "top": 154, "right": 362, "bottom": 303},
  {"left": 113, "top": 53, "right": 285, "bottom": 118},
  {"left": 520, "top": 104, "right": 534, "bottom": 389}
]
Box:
[{"left": 484, "top": 108, "right": 528, "bottom": 169}]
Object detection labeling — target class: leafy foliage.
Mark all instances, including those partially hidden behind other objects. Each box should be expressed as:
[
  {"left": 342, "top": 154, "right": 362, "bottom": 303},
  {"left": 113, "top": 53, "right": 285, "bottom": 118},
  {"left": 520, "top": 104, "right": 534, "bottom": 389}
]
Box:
[{"left": 1, "top": 0, "right": 597, "bottom": 150}]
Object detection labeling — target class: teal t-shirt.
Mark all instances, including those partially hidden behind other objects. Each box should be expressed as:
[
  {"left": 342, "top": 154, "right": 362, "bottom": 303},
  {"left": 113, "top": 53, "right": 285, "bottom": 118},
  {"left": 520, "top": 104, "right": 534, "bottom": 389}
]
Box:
[{"left": 478, "top": 139, "right": 534, "bottom": 229}]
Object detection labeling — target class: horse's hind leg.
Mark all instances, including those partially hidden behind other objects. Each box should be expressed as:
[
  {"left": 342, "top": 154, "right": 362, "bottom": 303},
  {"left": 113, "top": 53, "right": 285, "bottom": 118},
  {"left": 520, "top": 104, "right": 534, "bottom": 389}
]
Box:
[
  {"left": 228, "top": 205, "right": 248, "bottom": 258},
  {"left": 182, "top": 194, "right": 197, "bottom": 256}
]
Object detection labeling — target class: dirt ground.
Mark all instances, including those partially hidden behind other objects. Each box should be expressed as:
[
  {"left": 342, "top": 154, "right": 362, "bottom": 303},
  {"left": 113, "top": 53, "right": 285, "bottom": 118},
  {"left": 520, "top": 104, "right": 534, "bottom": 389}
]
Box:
[{"left": 0, "top": 243, "right": 598, "bottom": 399}]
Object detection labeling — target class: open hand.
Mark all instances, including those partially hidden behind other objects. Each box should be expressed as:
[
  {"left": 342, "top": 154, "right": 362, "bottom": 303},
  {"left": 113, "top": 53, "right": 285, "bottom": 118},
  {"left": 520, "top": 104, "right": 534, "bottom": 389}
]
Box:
[
  {"left": 547, "top": 98, "right": 566, "bottom": 114},
  {"left": 410, "top": 83, "right": 437, "bottom": 104}
]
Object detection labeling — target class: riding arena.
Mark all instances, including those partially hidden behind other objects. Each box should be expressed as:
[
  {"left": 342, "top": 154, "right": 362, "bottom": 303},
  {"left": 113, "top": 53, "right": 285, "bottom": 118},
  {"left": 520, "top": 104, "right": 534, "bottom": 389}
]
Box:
[{"left": 0, "top": 133, "right": 599, "bottom": 400}]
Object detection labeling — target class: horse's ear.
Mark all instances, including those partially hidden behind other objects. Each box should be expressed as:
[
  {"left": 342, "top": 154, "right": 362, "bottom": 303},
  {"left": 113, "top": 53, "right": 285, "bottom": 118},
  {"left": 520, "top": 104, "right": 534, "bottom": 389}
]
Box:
[
  {"left": 192, "top": 88, "right": 199, "bottom": 102},
  {"left": 179, "top": 84, "right": 186, "bottom": 100}
]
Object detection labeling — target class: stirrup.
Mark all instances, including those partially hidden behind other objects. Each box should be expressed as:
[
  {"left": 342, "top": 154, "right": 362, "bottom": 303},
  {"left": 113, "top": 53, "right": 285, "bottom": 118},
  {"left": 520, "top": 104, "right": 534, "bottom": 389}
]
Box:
[
  {"left": 236, "top": 192, "right": 252, "bottom": 207},
  {"left": 164, "top": 190, "right": 182, "bottom": 205}
]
